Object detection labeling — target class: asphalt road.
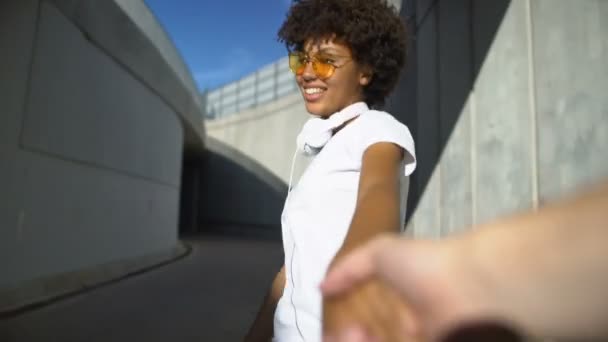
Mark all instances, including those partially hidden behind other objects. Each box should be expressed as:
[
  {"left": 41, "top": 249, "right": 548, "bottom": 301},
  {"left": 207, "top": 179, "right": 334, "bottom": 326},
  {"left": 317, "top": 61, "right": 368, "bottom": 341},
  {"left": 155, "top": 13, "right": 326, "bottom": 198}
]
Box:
[{"left": 0, "top": 235, "right": 283, "bottom": 342}]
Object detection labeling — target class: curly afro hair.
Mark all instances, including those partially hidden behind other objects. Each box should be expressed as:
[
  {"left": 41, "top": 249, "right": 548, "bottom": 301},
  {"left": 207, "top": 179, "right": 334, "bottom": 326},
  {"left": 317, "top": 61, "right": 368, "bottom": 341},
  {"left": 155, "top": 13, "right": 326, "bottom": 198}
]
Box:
[{"left": 278, "top": 0, "right": 408, "bottom": 108}]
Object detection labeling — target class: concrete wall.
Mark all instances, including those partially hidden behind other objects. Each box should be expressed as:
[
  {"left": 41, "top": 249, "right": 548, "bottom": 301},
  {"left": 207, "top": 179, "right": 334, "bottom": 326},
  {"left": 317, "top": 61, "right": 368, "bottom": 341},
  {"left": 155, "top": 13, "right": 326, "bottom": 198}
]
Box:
[
  {"left": 0, "top": 0, "right": 205, "bottom": 311},
  {"left": 203, "top": 93, "right": 310, "bottom": 232},
  {"left": 398, "top": 0, "right": 608, "bottom": 237},
  {"left": 49, "top": 0, "right": 206, "bottom": 154},
  {"left": 206, "top": 57, "right": 299, "bottom": 120}
]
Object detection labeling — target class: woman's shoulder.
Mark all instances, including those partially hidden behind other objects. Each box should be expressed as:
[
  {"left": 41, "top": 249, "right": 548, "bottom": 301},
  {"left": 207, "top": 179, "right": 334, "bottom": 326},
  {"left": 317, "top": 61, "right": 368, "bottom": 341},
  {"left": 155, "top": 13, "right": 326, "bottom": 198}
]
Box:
[
  {"left": 357, "top": 109, "right": 408, "bottom": 130},
  {"left": 352, "top": 108, "right": 416, "bottom": 156}
]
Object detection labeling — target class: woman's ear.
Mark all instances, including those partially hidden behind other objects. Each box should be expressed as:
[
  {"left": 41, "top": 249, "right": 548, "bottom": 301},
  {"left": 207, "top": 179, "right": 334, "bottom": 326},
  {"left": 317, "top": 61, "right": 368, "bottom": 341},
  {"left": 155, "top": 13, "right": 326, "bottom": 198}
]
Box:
[{"left": 359, "top": 66, "right": 373, "bottom": 86}]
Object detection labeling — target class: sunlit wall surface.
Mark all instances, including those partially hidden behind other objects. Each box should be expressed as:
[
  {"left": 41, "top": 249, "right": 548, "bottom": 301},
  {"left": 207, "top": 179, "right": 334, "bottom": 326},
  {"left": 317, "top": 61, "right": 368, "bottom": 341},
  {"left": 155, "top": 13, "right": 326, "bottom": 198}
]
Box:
[
  {"left": 205, "top": 57, "right": 299, "bottom": 120},
  {"left": 397, "top": 0, "right": 608, "bottom": 237}
]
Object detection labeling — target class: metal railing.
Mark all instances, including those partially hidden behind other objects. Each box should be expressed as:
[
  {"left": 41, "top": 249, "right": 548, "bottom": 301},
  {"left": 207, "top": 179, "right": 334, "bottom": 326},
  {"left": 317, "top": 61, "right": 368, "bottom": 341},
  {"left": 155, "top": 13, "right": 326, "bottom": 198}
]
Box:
[{"left": 203, "top": 56, "right": 299, "bottom": 120}]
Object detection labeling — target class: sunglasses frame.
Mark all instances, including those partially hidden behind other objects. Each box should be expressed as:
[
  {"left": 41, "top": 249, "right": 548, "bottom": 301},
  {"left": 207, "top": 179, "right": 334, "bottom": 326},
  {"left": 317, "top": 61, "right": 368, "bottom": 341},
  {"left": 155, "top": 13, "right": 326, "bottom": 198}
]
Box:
[{"left": 288, "top": 51, "right": 352, "bottom": 80}]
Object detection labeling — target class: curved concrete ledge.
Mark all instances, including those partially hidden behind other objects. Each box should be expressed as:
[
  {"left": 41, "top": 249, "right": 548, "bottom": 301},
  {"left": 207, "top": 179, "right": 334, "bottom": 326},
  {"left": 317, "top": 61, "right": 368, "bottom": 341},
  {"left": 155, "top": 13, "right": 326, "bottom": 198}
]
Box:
[
  {"left": 50, "top": 0, "right": 205, "bottom": 154},
  {"left": 0, "top": 242, "right": 190, "bottom": 316},
  {"left": 203, "top": 93, "right": 311, "bottom": 227},
  {"left": 206, "top": 92, "right": 310, "bottom": 185}
]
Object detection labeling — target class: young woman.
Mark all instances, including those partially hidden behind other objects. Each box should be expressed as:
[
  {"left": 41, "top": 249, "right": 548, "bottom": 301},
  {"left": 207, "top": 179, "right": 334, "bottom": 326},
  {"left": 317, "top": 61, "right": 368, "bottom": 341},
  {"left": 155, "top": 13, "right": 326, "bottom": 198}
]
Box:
[{"left": 245, "top": 1, "right": 416, "bottom": 341}]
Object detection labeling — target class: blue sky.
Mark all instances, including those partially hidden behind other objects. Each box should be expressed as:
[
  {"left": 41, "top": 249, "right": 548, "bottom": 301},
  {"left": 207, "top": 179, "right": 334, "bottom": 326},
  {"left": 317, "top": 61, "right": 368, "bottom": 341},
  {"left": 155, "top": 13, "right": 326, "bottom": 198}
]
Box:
[{"left": 145, "top": 0, "right": 293, "bottom": 92}]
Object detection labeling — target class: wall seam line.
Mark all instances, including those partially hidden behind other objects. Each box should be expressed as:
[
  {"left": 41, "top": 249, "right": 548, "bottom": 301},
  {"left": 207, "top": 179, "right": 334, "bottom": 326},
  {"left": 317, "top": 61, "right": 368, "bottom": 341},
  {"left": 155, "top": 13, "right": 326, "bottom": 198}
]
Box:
[
  {"left": 17, "top": 0, "right": 43, "bottom": 151},
  {"left": 21, "top": 146, "right": 180, "bottom": 189},
  {"left": 469, "top": 0, "right": 477, "bottom": 227},
  {"left": 435, "top": 0, "right": 442, "bottom": 239},
  {"left": 526, "top": 0, "right": 540, "bottom": 209}
]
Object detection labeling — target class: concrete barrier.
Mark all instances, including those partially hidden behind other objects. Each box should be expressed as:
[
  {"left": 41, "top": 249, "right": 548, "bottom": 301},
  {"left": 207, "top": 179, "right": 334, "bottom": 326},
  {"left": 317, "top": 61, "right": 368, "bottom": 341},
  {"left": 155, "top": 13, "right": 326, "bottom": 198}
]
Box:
[
  {"left": 0, "top": 0, "right": 205, "bottom": 312},
  {"left": 203, "top": 93, "right": 310, "bottom": 232},
  {"left": 394, "top": 0, "right": 608, "bottom": 237}
]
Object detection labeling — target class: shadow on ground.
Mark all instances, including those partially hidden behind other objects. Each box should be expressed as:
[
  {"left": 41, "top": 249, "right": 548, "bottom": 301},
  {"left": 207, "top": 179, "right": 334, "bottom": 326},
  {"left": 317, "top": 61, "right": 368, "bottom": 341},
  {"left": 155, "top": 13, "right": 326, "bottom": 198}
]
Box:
[{"left": 0, "top": 235, "right": 283, "bottom": 342}]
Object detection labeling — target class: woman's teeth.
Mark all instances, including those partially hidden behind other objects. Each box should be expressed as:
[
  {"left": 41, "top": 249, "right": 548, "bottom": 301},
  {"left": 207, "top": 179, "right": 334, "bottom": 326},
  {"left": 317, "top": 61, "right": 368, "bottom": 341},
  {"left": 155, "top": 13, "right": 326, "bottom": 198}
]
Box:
[{"left": 304, "top": 88, "right": 324, "bottom": 94}]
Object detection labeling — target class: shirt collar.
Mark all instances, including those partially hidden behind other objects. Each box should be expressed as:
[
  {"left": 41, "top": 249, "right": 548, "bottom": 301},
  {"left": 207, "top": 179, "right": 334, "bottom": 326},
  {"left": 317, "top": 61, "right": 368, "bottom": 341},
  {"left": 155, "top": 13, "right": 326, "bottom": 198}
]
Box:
[
  {"left": 326, "top": 101, "right": 369, "bottom": 125},
  {"left": 336, "top": 101, "right": 369, "bottom": 117}
]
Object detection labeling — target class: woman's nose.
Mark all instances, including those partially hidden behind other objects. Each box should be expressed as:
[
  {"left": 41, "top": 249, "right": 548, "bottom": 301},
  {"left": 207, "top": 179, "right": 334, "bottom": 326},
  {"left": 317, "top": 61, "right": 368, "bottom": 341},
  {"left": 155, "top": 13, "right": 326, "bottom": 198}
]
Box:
[{"left": 301, "top": 61, "right": 317, "bottom": 81}]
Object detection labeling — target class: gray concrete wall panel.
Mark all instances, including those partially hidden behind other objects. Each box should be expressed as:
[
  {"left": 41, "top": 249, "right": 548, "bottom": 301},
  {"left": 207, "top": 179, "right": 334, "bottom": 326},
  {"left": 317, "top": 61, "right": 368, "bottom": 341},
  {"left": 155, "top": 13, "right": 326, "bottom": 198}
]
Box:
[
  {"left": 408, "top": 173, "right": 442, "bottom": 239},
  {"left": 407, "top": 3, "right": 441, "bottom": 238},
  {"left": 0, "top": 0, "right": 201, "bottom": 308},
  {"left": 533, "top": 0, "right": 608, "bottom": 203},
  {"left": 406, "top": 0, "right": 607, "bottom": 238},
  {"left": 114, "top": 0, "right": 201, "bottom": 102},
  {"left": 472, "top": 0, "right": 535, "bottom": 224},
  {"left": 0, "top": 0, "right": 40, "bottom": 281},
  {"left": 384, "top": 0, "right": 419, "bottom": 221},
  {"left": 416, "top": 0, "right": 435, "bottom": 26},
  {"left": 437, "top": 0, "right": 473, "bottom": 234},
  {"left": 50, "top": 0, "right": 205, "bottom": 154},
  {"left": 9, "top": 150, "right": 179, "bottom": 286},
  {"left": 22, "top": 3, "right": 182, "bottom": 186}
]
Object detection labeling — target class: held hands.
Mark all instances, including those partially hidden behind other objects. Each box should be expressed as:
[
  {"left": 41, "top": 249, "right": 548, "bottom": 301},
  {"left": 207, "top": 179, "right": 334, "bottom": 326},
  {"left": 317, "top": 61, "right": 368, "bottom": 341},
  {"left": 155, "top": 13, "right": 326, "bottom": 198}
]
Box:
[
  {"left": 321, "top": 233, "right": 497, "bottom": 342},
  {"left": 323, "top": 275, "right": 420, "bottom": 342}
]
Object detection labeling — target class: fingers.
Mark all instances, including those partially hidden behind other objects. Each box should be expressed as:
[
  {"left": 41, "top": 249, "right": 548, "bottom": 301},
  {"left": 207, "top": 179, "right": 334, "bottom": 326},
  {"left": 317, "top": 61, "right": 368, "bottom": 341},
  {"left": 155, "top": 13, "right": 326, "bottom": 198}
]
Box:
[
  {"left": 321, "top": 235, "right": 395, "bottom": 296},
  {"left": 323, "top": 278, "right": 421, "bottom": 342},
  {"left": 324, "top": 326, "right": 376, "bottom": 342},
  {"left": 393, "top": 292, "right": 422, "bottom": 339},
  {"left": 376, "top": 283, "right": 423, "bottom": 342}
]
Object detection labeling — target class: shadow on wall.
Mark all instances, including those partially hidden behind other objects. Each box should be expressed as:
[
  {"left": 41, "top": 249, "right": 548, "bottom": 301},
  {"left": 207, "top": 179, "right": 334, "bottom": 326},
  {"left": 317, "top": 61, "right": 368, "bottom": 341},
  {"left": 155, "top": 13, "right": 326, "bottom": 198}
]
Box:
[
  {"left": 189, "top": 137, "right": 288, "bottom": 240},
  {"left": 388, "top": 0, "right": 512, "bottom": 221}
]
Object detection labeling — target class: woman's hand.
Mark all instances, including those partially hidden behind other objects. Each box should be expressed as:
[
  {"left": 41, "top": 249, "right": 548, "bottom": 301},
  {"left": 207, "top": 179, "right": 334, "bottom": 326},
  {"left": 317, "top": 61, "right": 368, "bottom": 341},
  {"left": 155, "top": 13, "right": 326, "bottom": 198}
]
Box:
[{"left": 323, "top": 274, "right": 419, "bottom": 342}]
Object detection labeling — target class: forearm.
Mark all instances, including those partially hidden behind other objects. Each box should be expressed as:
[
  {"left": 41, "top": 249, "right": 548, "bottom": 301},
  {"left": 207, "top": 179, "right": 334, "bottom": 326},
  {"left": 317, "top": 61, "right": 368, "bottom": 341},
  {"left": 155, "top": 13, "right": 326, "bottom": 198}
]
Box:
[
  {"left": 471, "top": 181, "right": 608, "bottom": 340},
  {"left": 338, "top": 185, "right": 401, "bottom": 258},
  {"left": 331, "top": 142, "right": 404, "bottom": 261},
  {"left": 245, "top": 266, "right": 286, "bottom": 341}
]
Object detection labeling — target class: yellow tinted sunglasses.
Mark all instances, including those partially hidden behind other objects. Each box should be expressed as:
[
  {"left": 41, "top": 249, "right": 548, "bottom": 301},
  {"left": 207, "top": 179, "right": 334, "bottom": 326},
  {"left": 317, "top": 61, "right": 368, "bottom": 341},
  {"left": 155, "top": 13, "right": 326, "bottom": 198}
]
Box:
[{"left": 288, "top": 52, "right": 351, "bottom": 79}]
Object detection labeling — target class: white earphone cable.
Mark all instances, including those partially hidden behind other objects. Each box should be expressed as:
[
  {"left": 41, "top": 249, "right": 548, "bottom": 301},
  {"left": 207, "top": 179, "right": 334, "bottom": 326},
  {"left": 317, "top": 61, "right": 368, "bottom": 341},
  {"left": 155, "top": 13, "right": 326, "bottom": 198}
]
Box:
[
  {"left": 286, "top": 147, "right": 299, "bottom": 198},
  {"left": 284, "top": 145, "right": 306, "bottom": 340}
]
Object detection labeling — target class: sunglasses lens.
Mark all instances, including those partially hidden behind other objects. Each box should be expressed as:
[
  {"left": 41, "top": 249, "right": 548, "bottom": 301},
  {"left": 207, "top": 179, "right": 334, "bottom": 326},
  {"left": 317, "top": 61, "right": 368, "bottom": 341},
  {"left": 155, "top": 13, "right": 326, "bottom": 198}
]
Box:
[
  {"left": 289, "top": 53, "right": 305, "bottom": 75},
  {"left": 312, "top": 61, "right": 334, "bottom": 79},
  {"left": 288, "top": 53, "right": 336, "bottom": 79}
]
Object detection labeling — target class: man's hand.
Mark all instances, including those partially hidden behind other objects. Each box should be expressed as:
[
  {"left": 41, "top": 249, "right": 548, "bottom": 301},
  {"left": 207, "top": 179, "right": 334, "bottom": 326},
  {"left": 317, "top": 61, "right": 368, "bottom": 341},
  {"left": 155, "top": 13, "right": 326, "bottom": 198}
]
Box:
[
  {"left": 321, "top": 234, "right": 494, "bottom": 342},
  {"left": 322, "top": 263, "right": 421, "bottom": 342}
]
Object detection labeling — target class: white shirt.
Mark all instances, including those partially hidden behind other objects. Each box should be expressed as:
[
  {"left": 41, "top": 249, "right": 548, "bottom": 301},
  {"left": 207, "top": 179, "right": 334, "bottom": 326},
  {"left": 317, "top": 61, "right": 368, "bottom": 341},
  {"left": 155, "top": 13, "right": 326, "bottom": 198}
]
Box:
[{"left": 273, "top": 102, "right": 416, "bottom": 342}]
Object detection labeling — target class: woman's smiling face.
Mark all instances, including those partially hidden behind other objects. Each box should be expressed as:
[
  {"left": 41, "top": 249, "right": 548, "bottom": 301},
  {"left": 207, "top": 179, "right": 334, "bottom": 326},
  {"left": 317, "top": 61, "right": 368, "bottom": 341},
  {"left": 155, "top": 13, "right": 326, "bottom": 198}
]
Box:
[{"left": 296, "top": 38, "right": 372, "bottom": 117}]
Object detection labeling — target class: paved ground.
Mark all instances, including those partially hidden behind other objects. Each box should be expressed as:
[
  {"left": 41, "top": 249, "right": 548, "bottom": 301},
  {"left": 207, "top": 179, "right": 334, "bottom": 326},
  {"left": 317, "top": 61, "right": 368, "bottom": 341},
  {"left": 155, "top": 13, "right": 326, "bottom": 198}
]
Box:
[{"left": 0, "top": 235, "right": 283, "bottom": 342}]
